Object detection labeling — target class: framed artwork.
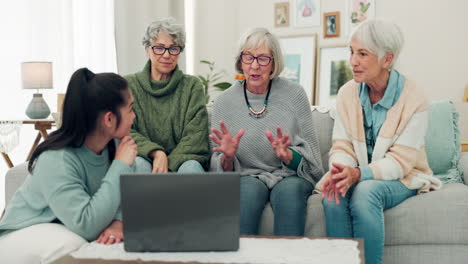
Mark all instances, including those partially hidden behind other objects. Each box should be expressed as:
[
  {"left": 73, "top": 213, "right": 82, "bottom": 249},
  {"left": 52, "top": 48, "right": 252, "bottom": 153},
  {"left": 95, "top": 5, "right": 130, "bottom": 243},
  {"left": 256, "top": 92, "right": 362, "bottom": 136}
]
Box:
[
  {"left": 316, "top": 46, "right": 353, "bottom": 106},
  {"left": 346, "top": 0, "right": 376, "bottom": 34},
  {"left": 274, "top": 2, "right": 290, "bottom": 27},
  {"left": 278, "top": 34, "right": 317, "bottom": 104},
  {"left": 323, "top": 12, "right": 340, "bottom": 38},
  {"left": 292, "top": 0, "right": 321, "bottom": 27}
]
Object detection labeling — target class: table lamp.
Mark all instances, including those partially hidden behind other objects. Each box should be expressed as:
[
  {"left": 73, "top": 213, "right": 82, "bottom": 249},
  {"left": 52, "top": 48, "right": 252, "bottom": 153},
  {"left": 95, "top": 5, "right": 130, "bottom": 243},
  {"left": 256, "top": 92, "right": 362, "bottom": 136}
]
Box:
[{"left": 21, "top": 61, "right": 53, "bottom": 119}]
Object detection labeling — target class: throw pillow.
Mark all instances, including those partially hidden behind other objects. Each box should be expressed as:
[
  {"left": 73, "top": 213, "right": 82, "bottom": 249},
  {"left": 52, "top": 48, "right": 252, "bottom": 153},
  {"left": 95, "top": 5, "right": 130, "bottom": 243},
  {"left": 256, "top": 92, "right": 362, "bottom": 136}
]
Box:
[{"left": 424, "top": 100, "right": 463, "bottom": 184}]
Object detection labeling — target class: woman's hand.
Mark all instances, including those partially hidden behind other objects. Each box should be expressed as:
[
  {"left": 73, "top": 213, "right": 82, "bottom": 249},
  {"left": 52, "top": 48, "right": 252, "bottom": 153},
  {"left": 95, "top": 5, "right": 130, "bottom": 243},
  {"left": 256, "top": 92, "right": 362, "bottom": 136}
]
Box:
[
  {"left": 115, "top": 136, "right": 137, "bottom": 167},
  {"left": 321, "top": 170, "right": 341, "bottom": 204},
  {"left": 266, "top": 126, "right": 292, "bottom": 164},
  {"left": 97, "top": 220, "right": 123, "bottom": 245},
  {"left": 209, "top": 121, "right": 245, "bottom": 171},
  {"left": 330, "top": 163, "right": 361, "bottom": 198},
  {"left": 151, "top": 150, "right": 168, "bottom": 173}
]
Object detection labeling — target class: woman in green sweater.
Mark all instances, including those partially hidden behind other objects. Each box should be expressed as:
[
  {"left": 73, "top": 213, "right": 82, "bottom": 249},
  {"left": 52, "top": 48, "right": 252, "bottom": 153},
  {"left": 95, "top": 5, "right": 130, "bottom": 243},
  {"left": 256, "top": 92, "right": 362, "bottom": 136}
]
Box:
[
  {"left": 125, "top": 18, "right": 209, "bottom": 173},
  {"left": 0, "top": 68, "right": 137, "bottom": 263}
]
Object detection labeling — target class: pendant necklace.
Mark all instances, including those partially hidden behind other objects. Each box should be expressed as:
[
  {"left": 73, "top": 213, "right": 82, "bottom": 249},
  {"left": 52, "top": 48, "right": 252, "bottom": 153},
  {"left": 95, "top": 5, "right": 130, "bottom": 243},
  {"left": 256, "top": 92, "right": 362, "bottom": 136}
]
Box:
[{"left": 243, "top": 80, "right": 272, "bottom": 119}]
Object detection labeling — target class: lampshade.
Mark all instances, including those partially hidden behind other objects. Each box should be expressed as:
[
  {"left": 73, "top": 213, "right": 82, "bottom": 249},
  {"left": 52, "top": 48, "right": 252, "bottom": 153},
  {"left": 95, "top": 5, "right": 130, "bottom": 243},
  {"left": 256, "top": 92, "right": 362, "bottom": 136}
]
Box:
[
  {"left": 21, "top": 61, "right": 53, "bottom": 89},
  {"left": 21, "top": 61, "right": 53, "bottom": 119}
]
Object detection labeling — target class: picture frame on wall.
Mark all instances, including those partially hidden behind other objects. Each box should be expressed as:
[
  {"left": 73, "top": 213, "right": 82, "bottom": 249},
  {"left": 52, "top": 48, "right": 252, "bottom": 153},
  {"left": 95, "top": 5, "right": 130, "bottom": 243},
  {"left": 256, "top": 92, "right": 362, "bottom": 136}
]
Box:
[
  {"left": 278, "top": 34, "right": 317, "bottom": 104},
  {"left": 316, "top": 46, "right": 353, "bottom": 106},
  {"left": 323, "top": 12, "right": 340, "bottom": 38},
  {"left": 346, "top": 0, "right": 376, "bottom": 34},
  {"left": 274, "top": 2, "right": 290, "bottom": 27},
  {"left": 292, "top": 0, "right": 321, "bottom": 27}
]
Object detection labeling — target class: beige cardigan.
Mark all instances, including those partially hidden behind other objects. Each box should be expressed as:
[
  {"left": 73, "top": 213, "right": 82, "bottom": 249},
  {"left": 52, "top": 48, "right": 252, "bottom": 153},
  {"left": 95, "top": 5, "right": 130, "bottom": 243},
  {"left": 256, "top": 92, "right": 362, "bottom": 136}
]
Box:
[{"left": 316, "top": 79, "right": 442, "bottom": 193}]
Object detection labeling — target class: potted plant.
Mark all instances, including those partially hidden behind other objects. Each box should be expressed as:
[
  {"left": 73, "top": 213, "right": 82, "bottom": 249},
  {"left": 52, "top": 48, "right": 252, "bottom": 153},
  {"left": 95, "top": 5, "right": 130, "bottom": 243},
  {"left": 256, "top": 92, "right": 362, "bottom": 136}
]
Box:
[{"left": 197, "top": 60, "right": 232, "bottom": 105}]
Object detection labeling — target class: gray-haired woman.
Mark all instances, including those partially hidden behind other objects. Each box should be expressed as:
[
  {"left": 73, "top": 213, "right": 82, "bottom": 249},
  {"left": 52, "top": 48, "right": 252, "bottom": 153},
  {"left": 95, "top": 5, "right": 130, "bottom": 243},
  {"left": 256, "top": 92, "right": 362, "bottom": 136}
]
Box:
[
  {"left": 318, "top": 19, "right": 442, "bottom": 264},
  {"left": 209, "top": 28, "right": 324, "bottom": 236},
  {"left": 125, "top": 18, "right": 209, "bottom": 173}
]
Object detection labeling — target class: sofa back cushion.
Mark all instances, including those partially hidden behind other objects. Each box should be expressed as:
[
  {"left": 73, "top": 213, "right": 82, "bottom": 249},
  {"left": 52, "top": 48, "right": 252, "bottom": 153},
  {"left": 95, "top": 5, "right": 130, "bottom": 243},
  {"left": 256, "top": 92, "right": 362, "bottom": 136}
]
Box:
[
  {"left": 311, "top": 108, "right": 335, "bottom": 173},
  {"left": 425, "top": 100, "right": 463, "bottom": 183}
]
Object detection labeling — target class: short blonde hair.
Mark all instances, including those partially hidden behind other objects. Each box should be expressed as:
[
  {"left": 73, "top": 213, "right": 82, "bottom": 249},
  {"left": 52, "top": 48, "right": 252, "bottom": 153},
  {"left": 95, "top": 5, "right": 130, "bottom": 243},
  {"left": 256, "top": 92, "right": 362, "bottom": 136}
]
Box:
[
  {"left": 350, "top": 19, "right": 404, "bottom": 68},
  {"left": 235, "top": 28, "right": 284, "bottom": 79}
]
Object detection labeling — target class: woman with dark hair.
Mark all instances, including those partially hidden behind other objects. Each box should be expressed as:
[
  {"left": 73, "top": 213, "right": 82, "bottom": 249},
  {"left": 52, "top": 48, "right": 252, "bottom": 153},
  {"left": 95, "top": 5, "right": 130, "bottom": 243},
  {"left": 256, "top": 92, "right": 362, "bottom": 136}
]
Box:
[{"left": 0, "top": 68, "right": 137, "bottom": 263}]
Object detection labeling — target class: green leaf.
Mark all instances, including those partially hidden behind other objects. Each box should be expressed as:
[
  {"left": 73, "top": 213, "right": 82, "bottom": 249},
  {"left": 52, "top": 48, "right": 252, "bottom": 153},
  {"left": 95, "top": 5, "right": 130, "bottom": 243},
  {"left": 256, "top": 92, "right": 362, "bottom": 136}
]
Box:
[
  {"left": 214, "top": 82, "right": 232, "bottom": 90},
  {"left": 197, "top": 75, "right": 207, "bottom": 83},
  {"left": 361, "top": 3, "right": 370, "bottom": 13},
  {"left": 351, "top": 12, "right": 357, "bottom": 18},
  {"left": 200, "top": 60, "right": 212, "bottom": 64}
]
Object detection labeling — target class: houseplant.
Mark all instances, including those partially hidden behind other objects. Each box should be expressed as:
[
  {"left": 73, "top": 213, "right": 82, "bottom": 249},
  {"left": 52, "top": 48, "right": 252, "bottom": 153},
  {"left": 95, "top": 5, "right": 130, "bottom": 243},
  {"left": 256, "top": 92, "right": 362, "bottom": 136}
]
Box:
[{"left": 197, "top": 60, "right": 232, "bottom": 104}]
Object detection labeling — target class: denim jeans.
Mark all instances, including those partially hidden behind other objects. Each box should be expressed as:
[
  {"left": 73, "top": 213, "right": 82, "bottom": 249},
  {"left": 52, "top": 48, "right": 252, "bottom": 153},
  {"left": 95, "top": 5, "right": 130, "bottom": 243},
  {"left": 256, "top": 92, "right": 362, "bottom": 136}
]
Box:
[
  {"left": 240, "top": 175, "right": 313, "bottom": 236},
  {"left": 134, "top": 156, "right": 205, "bottom": 173},
  {"left": 322, "top": 180, "right": 417, "bottom": 264}
]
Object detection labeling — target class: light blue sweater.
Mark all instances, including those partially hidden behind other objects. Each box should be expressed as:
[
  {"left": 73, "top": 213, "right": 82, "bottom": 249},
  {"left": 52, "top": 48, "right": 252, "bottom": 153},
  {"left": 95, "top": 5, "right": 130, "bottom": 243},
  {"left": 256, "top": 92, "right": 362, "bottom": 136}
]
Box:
[{"left": 0, "top": 143, "right": 134, "bottom": 241}]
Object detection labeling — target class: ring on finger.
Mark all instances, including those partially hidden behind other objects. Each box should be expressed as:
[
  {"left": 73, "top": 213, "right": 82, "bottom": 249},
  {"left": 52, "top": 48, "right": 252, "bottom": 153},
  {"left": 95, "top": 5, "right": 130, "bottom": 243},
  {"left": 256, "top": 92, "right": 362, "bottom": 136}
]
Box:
[{"left": 109, "top": 235, "right": 116, "bottom": 239}]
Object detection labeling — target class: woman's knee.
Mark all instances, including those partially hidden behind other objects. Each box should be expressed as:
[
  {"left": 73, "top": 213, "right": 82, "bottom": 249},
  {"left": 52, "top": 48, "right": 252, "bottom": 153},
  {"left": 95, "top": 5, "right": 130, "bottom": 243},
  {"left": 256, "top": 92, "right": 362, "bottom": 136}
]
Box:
[
  {"left": 240, "top": 176, "right": 269, "bottom": 201},
  {"left": 134, "top": 156, "right": 152, "bottom": 173},
  {"left": 177, "top": 160, "right": 205, "bottom": 173},
  {"left": 271, "top": 176, "right": 313, "bottom": 201},
  {"left": 0, "top": 223, "right": 87, "bottom": 264},
  {"left": 349, "top": 180, "right": 384, "bottom": 213}
]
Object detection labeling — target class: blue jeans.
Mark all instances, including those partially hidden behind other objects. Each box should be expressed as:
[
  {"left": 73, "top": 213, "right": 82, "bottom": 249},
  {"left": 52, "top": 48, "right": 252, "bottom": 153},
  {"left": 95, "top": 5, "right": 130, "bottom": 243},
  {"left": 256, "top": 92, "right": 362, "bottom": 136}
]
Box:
[
  {"left": 240, "top": 176, "right": 313, "bottom": 236},
  {"left": 322, "top": 180, "right": 417, "bottom": 264},
  {"left": 134, "top": 156, "right": 205, "bottom": 173}
]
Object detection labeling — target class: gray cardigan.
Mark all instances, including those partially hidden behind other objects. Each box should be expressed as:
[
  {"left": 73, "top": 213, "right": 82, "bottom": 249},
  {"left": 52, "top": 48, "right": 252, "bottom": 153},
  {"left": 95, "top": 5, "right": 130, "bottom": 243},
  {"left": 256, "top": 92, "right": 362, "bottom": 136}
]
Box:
[{"left": 210, "top": 77, "right": 324, "bottom": 188}]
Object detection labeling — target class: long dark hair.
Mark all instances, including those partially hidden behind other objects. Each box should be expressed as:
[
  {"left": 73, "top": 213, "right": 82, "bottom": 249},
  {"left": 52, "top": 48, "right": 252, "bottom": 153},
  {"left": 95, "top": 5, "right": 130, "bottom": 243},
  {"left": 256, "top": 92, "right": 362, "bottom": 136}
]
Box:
[{"left": 28, "top": 68, "right": 129, "bottom": 173}]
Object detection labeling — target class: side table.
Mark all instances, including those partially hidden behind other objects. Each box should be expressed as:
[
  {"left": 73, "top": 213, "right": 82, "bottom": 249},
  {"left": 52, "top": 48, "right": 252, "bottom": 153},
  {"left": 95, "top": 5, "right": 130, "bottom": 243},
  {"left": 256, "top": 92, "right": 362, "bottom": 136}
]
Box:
[
  {"left": 462, "top": 142, "right": 468, "bottom": 152},
  {"left": 1, "top": 120, "right": 55, "bottom": 168}
]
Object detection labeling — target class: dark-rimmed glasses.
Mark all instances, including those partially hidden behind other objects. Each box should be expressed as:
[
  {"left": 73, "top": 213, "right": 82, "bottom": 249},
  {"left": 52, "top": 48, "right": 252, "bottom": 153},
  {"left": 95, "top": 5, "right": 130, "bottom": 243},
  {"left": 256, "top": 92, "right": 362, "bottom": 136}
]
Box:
[
  {"left": 241, "top": 53, "right": 273, "bottom": 66},
  {"left": 150, "top": 46, "right": 182, "bottom": 56}
]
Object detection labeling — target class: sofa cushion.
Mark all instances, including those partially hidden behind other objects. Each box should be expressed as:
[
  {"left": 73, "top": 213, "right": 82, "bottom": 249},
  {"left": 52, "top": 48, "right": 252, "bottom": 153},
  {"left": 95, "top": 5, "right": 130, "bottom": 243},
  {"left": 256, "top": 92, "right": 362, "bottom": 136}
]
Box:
[
  {"left": 311, "top": 108, "right": 334, "bottom": 173},
  {"left": 425, "top": 101, "right": 463, "bottom": 183},
  {"left": 383, "top": 183, "right": 468, "bottom": 245},
  {"left": 4, "top": 162, "right": 29, "bottom": 204}
]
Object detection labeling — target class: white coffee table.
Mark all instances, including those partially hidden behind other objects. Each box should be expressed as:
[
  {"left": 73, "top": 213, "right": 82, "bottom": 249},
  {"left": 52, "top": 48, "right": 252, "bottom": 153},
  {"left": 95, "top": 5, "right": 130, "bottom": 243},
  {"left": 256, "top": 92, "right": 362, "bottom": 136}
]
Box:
[{"left": 52, "top": 236, "right": 364, "bottom": 264}]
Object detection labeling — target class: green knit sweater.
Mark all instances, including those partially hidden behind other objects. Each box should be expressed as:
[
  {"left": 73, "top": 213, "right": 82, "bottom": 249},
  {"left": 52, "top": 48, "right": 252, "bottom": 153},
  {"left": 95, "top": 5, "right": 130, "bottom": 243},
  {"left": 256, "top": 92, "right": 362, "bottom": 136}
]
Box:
[{"left": 125, "top": 61, "right": 210, "bottom": 171}]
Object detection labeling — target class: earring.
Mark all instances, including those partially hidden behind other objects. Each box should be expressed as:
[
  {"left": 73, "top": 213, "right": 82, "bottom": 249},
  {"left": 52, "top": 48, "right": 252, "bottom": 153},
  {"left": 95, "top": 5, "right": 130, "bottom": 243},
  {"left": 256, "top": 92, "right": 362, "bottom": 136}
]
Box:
[{"left": 387, "top": 68, "right": 392, "bottom": 72}]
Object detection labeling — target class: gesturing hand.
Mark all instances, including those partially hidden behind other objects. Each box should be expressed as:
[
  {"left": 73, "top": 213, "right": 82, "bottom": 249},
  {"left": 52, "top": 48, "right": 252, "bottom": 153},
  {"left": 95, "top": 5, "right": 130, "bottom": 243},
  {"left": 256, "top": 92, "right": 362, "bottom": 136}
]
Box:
[
  {"left": 115, "top": 136, "right": 137, "bottom": 167},
  {"left": 209, "top": 120, "right": 245, "bottom": 161},
  {"left": 266, "top": 126, "right": 292, "bottom": 164}
]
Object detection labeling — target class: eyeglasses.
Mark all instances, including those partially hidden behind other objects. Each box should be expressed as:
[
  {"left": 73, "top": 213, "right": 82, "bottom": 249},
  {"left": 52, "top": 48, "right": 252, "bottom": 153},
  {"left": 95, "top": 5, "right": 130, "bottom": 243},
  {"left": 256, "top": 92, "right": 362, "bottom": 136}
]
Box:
[
  {"left": 241, "top": 53, "right": 273, "bottom": 66},
  {"left": 150, "top": 46, "right": 182, "bottom": 56}
]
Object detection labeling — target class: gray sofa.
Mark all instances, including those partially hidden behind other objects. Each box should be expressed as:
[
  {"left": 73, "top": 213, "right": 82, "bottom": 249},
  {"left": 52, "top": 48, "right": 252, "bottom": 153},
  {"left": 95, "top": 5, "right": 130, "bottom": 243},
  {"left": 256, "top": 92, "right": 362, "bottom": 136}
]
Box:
[{"left": 4, "top": 101, "right": 468, "bottom": 264}]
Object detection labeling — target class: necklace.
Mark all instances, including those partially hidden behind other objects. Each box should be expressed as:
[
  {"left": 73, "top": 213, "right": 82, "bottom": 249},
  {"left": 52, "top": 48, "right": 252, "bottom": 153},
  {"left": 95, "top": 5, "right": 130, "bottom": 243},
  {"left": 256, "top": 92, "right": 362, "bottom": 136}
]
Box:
[{"left": 243, "top": 80, "right": 272, "bottom": 119}]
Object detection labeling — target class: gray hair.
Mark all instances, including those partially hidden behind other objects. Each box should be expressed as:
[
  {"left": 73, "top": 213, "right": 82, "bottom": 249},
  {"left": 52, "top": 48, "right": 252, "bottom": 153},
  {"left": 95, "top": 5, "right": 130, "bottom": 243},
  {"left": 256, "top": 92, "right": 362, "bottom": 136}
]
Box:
[
  {"left": 235, "top": 28, "right": 284, "bottom": 79},
  {"left": 141, "top": 17, "right": 186, "bottom": 51},
  {"left": 350, "top": 19, "right": 404, "bottom": 68}
]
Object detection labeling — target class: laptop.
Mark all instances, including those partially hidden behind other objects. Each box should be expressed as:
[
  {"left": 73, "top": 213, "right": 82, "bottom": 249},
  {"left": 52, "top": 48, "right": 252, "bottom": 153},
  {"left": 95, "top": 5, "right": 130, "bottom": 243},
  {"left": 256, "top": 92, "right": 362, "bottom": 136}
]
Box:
[{"left": 120, "top": 172, "right": 240, "bottom": 252}]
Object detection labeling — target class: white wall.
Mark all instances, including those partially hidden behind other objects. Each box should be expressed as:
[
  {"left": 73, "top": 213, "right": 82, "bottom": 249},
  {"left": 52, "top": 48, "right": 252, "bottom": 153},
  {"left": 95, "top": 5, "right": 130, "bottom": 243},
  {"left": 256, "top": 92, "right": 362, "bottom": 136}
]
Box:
[{"left": 194, "top": 0, "right": 468, "bottom": 103}]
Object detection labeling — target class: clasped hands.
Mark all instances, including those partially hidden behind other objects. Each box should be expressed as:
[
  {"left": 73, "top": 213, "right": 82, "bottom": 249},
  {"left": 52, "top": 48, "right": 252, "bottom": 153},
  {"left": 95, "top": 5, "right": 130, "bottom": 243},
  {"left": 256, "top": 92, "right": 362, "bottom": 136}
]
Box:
[
  {"left": 209, "top": 121, "right": 293, "bottom": 168},
  {"left": 321, "top": 163, "right": 361, "bottom": 204}
]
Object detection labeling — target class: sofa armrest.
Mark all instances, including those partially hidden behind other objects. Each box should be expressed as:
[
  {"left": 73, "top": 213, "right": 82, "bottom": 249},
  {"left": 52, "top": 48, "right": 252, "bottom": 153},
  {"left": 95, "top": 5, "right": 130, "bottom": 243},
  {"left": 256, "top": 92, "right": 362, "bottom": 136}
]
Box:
[
  {"left": 4, "top": 162, "right": 29, "bottom": 205},
  {"left": 460, "top": 152, "right": 468, "bottom": 185}
]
